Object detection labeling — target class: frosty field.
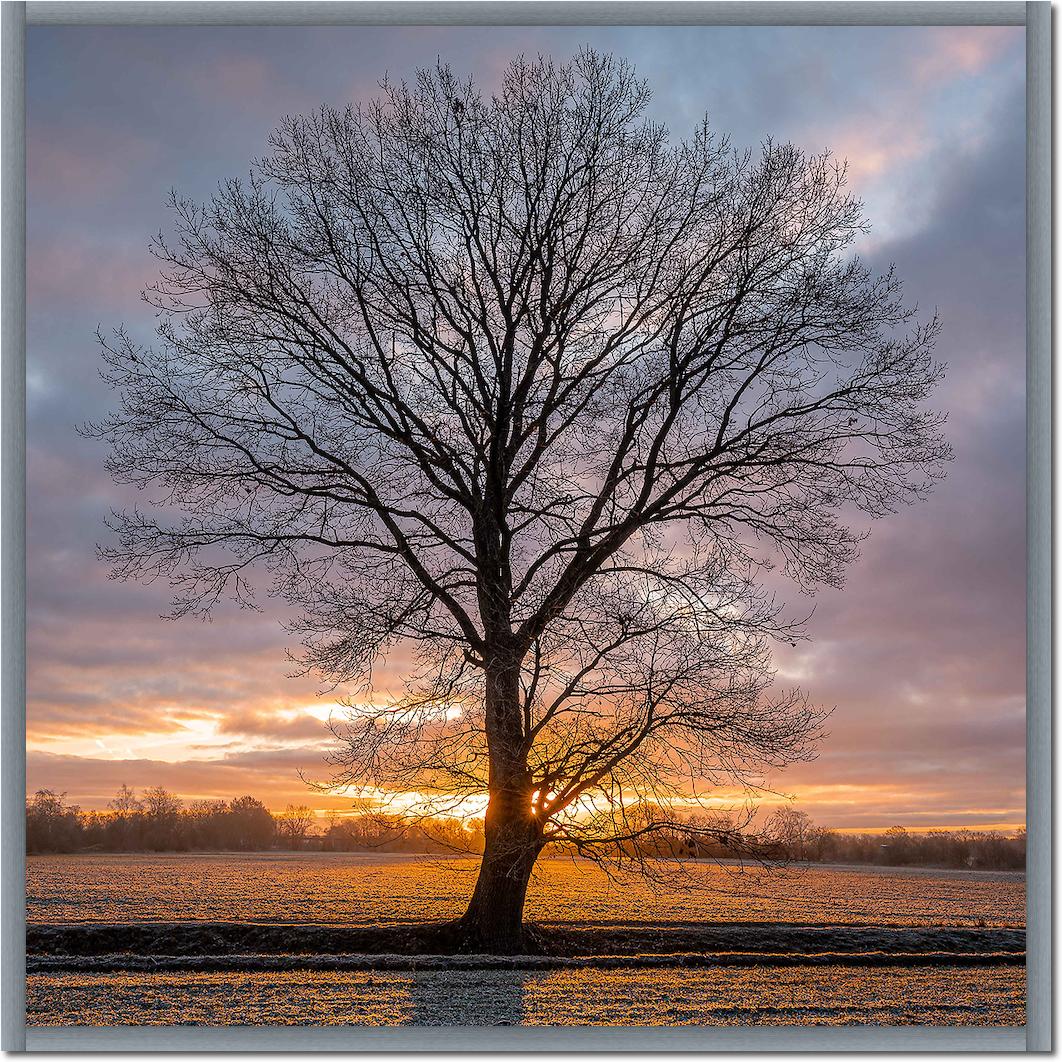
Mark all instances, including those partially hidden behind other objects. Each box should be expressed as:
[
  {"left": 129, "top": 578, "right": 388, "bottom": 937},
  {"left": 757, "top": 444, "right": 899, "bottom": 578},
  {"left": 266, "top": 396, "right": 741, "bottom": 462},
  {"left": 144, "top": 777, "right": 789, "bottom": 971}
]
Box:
[
  {"left": 28, "top": 965, "right": 1025, "bottom": 1027},
  {"left": 26, "top": 852, "right": 1026, "bottom": 1027},
  {"left": 27, "top": 851, "right": 1025, "bottom": 928}
]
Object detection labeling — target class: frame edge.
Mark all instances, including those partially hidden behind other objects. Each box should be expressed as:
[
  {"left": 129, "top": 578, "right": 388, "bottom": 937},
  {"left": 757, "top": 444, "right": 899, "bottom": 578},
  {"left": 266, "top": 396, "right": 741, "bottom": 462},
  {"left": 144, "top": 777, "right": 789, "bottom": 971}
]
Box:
[
  {"left": 1025, "top": 0, "right": 1053, "bottom": 1054},
  {"left": 2, "top": 0, "right": 27, "bottom": 1053},
  {"left": 23, "top": 0, "right": 1027, "bottom": 25},
  {"left": 8, "top": 3, "right": 1046, "bottom": 1053}
]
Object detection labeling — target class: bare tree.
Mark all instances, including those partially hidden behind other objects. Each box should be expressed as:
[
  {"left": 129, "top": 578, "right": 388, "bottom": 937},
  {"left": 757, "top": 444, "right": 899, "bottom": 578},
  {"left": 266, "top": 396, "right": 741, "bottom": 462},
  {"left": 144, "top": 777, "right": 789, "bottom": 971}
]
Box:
[
  {"left": 764, "top": 806, "right": 816, "bottom": 861},
  {"left": 89, "top": 51, "right": 948, "bottom": 951},
  {"left": 276, "top": 804, "right": 316, "bottom": 848}
]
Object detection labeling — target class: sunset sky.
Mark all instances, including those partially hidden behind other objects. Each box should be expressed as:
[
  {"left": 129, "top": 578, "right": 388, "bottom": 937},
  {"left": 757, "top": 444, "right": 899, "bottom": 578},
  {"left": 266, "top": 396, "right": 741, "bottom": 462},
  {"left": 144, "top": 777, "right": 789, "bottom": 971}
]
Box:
[{"left": 26, "top": 23, "right": 1026, "bottom": 830}]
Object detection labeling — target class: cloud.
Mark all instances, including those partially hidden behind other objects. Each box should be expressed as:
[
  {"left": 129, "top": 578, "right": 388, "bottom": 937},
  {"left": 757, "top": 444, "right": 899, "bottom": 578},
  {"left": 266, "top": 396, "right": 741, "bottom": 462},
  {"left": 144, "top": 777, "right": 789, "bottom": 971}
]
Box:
[
  {"left": 26, "top": 748, "right": 344, "bottom": 812},
  {"left": 913, "top": 26, "right": 1018, "bottom": 86},
  {"left": 216, "top": 708, "right": 333, "bottom": 742},
  {"left": 28, "top": 237, "right": 158, "bottom": 312},
  {"left": 27, "top": 124, "right": 158, "bottom": 205}
]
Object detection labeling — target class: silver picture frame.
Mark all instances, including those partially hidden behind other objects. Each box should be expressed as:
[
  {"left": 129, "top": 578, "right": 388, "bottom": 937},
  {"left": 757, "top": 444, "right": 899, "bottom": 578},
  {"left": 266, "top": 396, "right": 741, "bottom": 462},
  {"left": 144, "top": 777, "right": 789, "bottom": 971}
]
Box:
[{"left": 1, "top": 0, "right": 1051, "bottom": 1051}]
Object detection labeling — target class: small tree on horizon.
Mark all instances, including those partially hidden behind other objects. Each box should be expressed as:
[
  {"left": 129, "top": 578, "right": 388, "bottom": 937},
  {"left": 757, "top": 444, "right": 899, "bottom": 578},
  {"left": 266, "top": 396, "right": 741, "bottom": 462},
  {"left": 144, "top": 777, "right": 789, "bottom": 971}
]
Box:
[
  {"left": 277, "top": 804, "right": 316, "bottom": 848},
  {"left": 764, "top": 806, "right": 816, "bottom": 861},
  {"left": 90, "top": 50, "right": 948, "bottom": 951}
]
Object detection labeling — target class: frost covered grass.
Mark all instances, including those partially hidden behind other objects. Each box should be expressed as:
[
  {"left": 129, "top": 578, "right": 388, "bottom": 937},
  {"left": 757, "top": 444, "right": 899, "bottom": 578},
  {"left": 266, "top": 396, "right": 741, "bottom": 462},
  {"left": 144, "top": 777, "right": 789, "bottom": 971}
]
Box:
[
  {"left": 27, "top": 852, "right": 1026, "bottom": 928},
  {"left": 27, "top": 965, "right": 1025, "bottom": 1027}
]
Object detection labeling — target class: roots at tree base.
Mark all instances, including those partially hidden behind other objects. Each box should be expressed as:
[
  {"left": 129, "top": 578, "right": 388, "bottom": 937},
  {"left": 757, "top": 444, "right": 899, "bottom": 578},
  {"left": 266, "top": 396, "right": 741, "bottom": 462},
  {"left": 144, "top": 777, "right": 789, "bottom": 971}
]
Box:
[
  {"left": 448, "top": 842, "right": 544, "bottom": 954},
  {"left": 422, "top": 917, "right": 551, "bottom": 956}
]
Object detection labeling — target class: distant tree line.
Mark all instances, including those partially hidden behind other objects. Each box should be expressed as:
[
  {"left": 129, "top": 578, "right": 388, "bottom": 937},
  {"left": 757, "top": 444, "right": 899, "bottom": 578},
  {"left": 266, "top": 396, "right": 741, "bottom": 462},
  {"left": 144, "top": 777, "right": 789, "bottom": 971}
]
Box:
[
  {"left": 564, "top": 805, "right": 1025, "bottom": 871},
  {"left": 319, "top": 812, "right": 485, "bottom": 854},
  {"left": 28, "top": 787, "right": 294, "bottom": 854},
  {"left": 26, "top": 788, "right": 1024, "bottom": 869},
  {"left": 761, "top": 808, "right": 1025, "bottom": 870},
  {"left": 25, "top": 787, "right": 483, "bottom": 855}
]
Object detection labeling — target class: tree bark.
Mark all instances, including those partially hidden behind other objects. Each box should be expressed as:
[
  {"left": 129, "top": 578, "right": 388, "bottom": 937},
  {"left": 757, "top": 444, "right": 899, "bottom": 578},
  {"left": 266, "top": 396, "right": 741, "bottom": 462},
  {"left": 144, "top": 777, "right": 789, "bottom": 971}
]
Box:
[
  {"left": 458, "top": 786, "right": 543, "bottom": 953},
  {"left": 457, "top": 643, "right": 542, "bottom": 953}
]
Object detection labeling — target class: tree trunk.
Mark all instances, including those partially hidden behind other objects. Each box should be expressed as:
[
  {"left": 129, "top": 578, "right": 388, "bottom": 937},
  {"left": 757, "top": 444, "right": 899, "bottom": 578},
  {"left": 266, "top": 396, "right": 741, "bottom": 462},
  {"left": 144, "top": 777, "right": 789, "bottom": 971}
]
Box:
[
  {"left": 457, "top": 643, "right": 542, "bottom": 953},
  {"left": 458, "top": 786, "right": 543, "bottom": 953}
]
